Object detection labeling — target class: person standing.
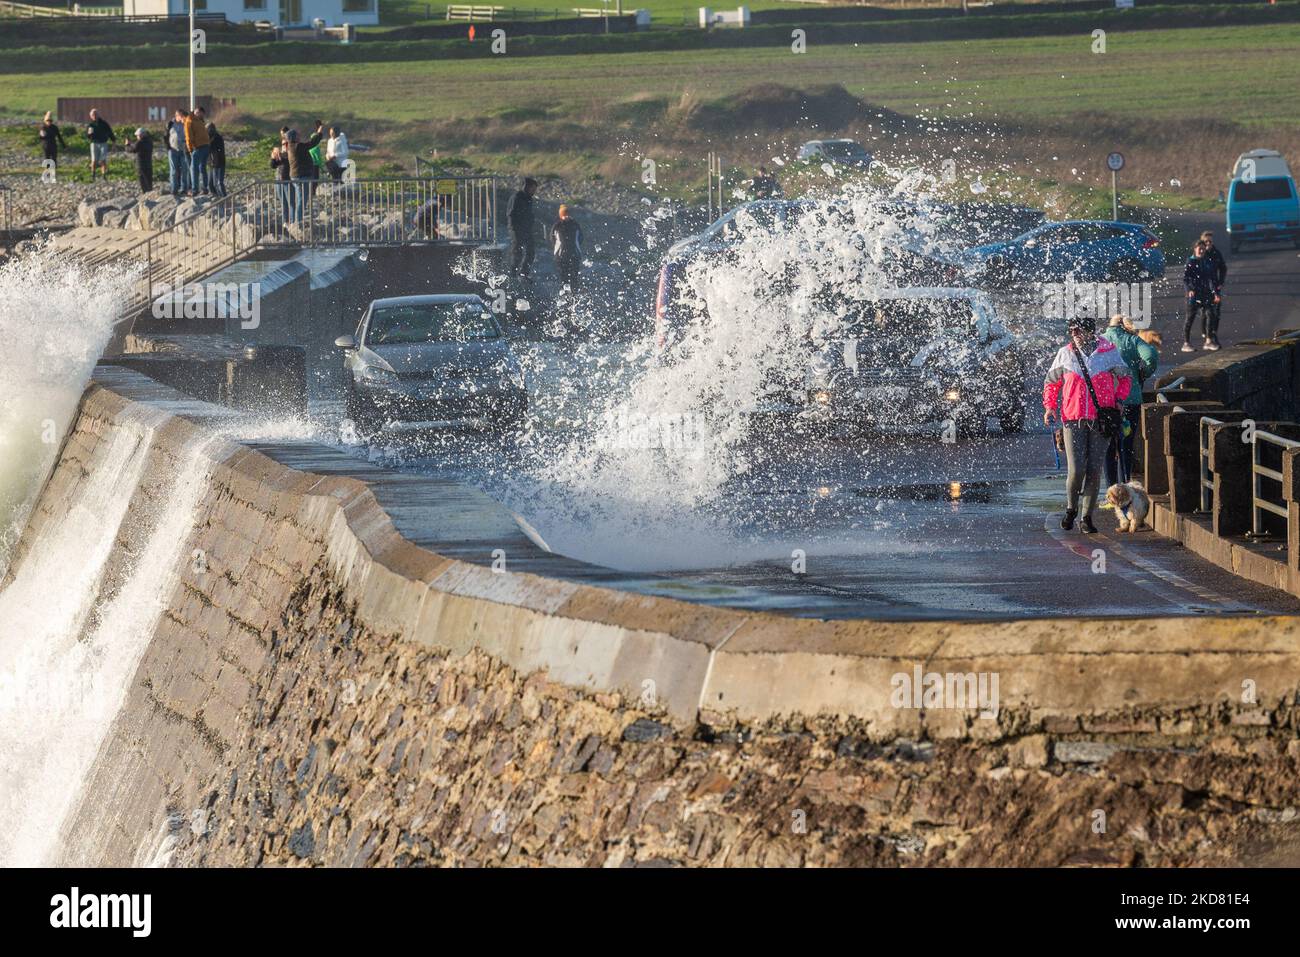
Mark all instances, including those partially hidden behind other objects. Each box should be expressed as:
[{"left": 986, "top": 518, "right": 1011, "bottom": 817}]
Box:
[
  {"left": 37, "top": 111, "right": 67, "bottom": 177},
  {"left": 271, "top": 129, "right": 291, "bottom": 223},
  {"left": 166, "top": 110, "right": 191, "bottom": 195},
  {"left": 1182, "top": 240, "right": 1219, "bottom": 352},
  {"left": 325, "top": 126, "right": 349, "bottom": 182},
  {"left": 1100, "top": 314, "right": 1157, "bottom": 489},
  {"left": 750, "top": 166, "right": 781, "bottom": 199},
  {"left": 206, "top": 122, "right": 227, "bottom": 197},
  {"left": 183, "top": 107, "right": 211, "bottom": 195},
  {"left": 551, "top": 204, "right": 584, "bottom": 290},
  {"left": 1200, "top": 229, "right": 1227, "bottom": 348},
  {"left": 85, "top": 108, "right": 114, "bottom": 180},
  {"left": 507, "top": 177, "right": 539, "bottom": 278},
  {"left": 124, "top": 127, "right": 154, "bottom": 194},
  {"left": 1043, "top": 315, "right": 1133, "bottom": 534},
  {"left": 285, "top": 128, "right": 321, "bottom": 223}
]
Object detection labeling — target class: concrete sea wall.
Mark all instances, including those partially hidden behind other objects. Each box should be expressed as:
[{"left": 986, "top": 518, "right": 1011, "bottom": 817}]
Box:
[{"left": 15, "top": 383, "right": 1300, "bottom": 866}]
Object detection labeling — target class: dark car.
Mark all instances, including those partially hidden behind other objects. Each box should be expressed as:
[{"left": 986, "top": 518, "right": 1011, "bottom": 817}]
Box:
[
  {"left": 335, "top": 294, "right": 527, "bottom": 436},
  {"left": 787, "top": 288, "right": 1027, "bottom": 437}
]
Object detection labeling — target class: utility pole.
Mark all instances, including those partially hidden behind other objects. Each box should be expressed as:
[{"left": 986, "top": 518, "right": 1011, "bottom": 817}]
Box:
[{"left": 189, "top": 0, "right": 196, "bottom": 110}]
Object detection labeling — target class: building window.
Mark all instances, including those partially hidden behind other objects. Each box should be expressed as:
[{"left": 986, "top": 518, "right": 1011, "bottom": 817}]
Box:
[
  {"left": 193, "top": 0, "right": 206, "bottom": 8},
  {"left": 342, "top": 0, "right": 373, "bottom": 10},
  {"left": 243, "top": 0, "right": 266, "bottom": 8}
]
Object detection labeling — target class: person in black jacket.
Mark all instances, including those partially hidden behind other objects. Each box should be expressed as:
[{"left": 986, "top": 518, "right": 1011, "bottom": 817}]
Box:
[
  {"left": 507, "top": 177, "right": 539, "bottom": 278},
  {"left": 124, "top": 127, "right": 153, "bottom": 193},
  {"left": 551, "top": 204, "right": 584, "bottom": 289},
  {"left": 1199, "top": 229, "right": 1227, "bottom": 347},
  {"left": 38, "top": 111, "right": 67, "bottom": 176},
  {"left": 1182, "top": 241, "right": 1219, "bottom": 352},
  {"left": 206, "top": 122, "right": 227, "bottom": 197},
  {"left": 85, "top": 109, "right": 114, "bottom": 180}
]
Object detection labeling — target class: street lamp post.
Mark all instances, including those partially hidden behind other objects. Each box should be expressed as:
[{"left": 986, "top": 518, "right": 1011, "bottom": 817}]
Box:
[{"left": 189, "top": 0, "right": 196, "bottom": 110}]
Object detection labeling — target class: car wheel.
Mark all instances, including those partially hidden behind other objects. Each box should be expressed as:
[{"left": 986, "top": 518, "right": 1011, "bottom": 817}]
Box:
[
  {"left": 952, "top": 408, "right": 987, "bottom": 440},
  {"left": 345, "top": 382, "right": 380, "bottom": 440},
  {"left": 490, "top": 394, "right": 528, "bottom": 433},
  {"left": 998, "top": 394, "right": 1028, "bottom": 434}
]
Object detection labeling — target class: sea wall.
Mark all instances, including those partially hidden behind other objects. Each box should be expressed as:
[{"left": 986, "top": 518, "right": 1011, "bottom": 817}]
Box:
[{"left": 14, "top": 382, "right": 1300, "bottom": 867}]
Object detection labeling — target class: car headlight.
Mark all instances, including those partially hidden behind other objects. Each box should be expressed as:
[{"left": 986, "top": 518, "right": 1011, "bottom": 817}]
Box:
[{"left": 359, "top": 365, "right": 398, "bottom": 386}]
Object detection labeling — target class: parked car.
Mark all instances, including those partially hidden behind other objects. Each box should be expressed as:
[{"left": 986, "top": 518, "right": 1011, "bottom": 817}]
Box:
[
  {"left": 1226, "top": 149, "right": 1300, "bottom": 252},
  {"left": 335, "top": 294, "right": 527, "bottom": 436},
  {"left": 962, "top": 220, "right": 1165, "bottom": 285},
  {"left": 786, "top": 288, "right": 1027, "bottom": 436},
  {"left": 654, "top": 200, "right": 963, "bottom": 351},
  {"left": 796, "top": 139, "right": 873, "bottom": 169}
]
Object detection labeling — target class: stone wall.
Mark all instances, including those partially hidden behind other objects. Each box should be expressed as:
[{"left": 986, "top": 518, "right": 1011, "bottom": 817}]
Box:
[{"left": 20, "top": 383, "right": 1300, "bottom": 866}]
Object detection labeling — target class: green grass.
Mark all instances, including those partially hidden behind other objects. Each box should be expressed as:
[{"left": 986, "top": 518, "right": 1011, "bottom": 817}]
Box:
[{"left": 5, "top": 24, "right": 1298, "bottom": 127}]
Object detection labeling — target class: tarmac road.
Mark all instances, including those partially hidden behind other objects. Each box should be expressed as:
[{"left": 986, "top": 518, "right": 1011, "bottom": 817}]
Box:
[{"left": 372, "top": 210, "right": 1300, "bottom": 620}]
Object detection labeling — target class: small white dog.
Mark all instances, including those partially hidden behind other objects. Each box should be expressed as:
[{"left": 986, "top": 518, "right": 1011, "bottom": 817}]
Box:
[{"left": 1106, "top": 480, "right": 1150, "bottom": 533}]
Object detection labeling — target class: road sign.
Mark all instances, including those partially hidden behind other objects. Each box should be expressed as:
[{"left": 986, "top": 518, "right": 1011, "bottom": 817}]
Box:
[
  {"left": 434, "top": 179, "right": 459, "bottom": 196},
  {"left": 1106, "top": 152, "right": 1125, "bottom": 172}
]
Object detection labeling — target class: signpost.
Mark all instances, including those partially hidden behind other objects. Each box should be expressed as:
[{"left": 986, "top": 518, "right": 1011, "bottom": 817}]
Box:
[{"left": 1106, "top": 151, "right": 1125, "bottom": 221}]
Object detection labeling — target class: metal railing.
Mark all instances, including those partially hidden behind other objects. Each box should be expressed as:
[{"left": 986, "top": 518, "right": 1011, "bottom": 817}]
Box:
[
  {"left": 1251, "top": 428, "right": 1300, "bottom": 537},
  {"left": 1155, "top": 376, "right": 1186, "bottom": 403},
  {"left": 1198, "top": 415, "right": 1225, "bottom": 513},
  {"left": 108, "top": 175, "right": 500, "bottom": 321}
]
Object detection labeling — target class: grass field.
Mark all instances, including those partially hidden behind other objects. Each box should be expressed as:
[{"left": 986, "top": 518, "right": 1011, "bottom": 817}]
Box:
[
  {"left": 3, "top": 22, "right": 1298, "bottom": 207},
  {"left": 5, "top": 25, "right": 1297, "bottom": 126}
]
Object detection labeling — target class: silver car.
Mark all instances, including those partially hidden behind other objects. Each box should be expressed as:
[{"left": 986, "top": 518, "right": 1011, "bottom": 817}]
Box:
[{"left": 335, "top": 294, "right": 527, "bottom": 436}]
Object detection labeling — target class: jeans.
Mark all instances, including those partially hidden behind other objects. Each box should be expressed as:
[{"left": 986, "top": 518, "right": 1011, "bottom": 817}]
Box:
[
  {"left": 189, "top": 144, "right": 210, "bottom": 194},
  {"left": 168, "top": 149, "right": 191, "bottom": 194},
  {"left": 1184, "top": 295, "right": 1217, "bottom": 342},
  {"left": 1063, "top": 421, "right": 1105, "bottom": 521},
  {"left": 556, "top": 255, "right": 580, "bottom": 288},
  {"left": 210, "top": 166, "right": 226, "bottom": 197},
  {"left": 1104, "top": 406, "right": 1139, "bottom": 489},
  {"left": 276, "top": 180, "right": 291, "bottom": 222},
  {"left": 137, "top": 165, "right": 153, "bottom": 193},
  {"left": 509, "top": 229, "right": 535, "bottom": 276}
]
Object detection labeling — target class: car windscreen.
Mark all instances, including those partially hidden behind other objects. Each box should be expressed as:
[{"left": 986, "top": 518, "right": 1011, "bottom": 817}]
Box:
[
  {"left": 366, "top": 302, "right": 498, "bottom": 345},
  {"left": 837, "top": 298, "right": 978, "bottom": 344},
  {"left": 1232, "top": 178, "right": 1295, "bottom": 202},
  {"left": 822, "top": 142, "right": 867, "bottom": 159}
]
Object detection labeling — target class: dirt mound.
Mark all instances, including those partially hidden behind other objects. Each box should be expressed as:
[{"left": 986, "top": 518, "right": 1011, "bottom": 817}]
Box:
[{"left": 677, "top": 83, "right": 895, "bottom": 134}]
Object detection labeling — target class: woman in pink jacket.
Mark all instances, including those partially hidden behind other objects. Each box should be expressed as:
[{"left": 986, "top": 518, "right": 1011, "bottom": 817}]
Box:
[{"left": 1043, "top": 315, "right": 1132, "bottom": 533}]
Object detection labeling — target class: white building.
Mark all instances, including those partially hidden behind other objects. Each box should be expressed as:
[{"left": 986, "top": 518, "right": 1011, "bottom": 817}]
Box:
[{"left": 122, "top": 0, "right": 379, "bottom": 28}]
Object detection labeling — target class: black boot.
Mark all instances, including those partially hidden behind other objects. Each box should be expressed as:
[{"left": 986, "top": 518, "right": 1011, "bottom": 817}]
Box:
[
  {"left": 1080, "top": 516, "right": 1098, "bottom": 534},
  {"left": 1061, "top": 509, "right": 1077, "bottom": 530}
]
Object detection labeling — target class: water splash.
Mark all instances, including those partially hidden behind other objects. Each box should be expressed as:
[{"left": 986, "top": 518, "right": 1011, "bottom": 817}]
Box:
[{"left": 0, "top": 248, "right": 136, "bottom": 571}]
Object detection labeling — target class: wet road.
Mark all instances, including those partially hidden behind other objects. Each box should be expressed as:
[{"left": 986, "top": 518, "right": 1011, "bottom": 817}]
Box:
[{"left": 317, "top": 211, "right": 1300, "bottom": 620}]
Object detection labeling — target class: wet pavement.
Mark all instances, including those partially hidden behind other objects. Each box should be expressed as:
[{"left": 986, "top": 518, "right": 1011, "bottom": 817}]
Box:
[{"left": 92, "top": 211, "right": 1300, "bottom": 622}]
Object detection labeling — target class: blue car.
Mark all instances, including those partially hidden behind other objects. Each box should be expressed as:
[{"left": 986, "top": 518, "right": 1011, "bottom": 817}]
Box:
[{"left": 963, "top": 220, "right": 1165, "bottom": 285}]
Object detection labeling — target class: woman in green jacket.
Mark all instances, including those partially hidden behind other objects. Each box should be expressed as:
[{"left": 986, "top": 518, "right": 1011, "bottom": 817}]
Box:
[{"left": 1101, "top": 314, "right": 1158, "bottom": 487}]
